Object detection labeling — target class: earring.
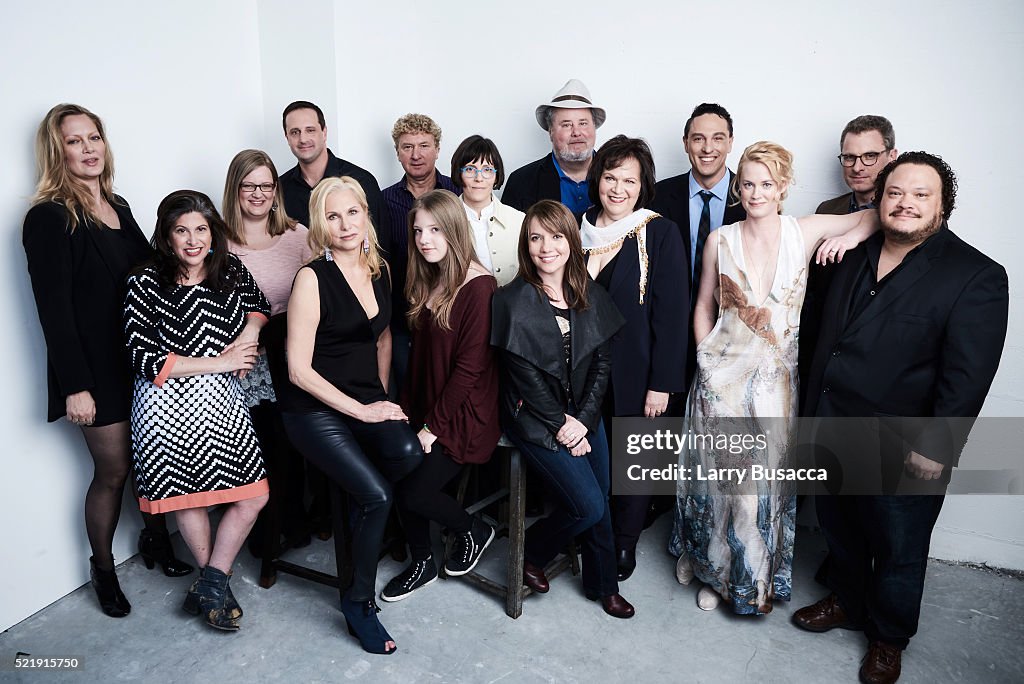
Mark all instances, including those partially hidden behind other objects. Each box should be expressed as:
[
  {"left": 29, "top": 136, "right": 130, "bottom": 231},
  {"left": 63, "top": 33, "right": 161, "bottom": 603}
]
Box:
[
  {"left": 324, "top": 247, "right": 334, "bottom": 262},
  {"left": 271, "top": 203, "right": 278, "bottom": 213},
  {"left": 363, "top": 235, "right": 370, "bottom": 254}
]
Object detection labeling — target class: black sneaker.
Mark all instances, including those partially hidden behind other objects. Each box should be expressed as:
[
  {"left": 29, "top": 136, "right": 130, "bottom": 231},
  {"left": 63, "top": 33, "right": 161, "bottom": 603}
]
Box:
[
  {"left": 380, "top": 557, "right": 438, "bottom": 602},
  {"left": 445, "top": 518, "right": 495, "bottom": 576}
]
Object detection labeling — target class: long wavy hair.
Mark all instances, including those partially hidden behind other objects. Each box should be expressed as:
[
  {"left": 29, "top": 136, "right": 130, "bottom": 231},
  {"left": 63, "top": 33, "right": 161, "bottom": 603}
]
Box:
[
  {"left": 31, "top": 103, "right": 119, "bottom": 231},
  {"left": 517, "top": 200, "right": 590, "bottom": 312},
  {"left": 221, "top": 149, "right": 297, "bottom": 244},
  {"left": 405, "top": 189, "right": 478, "bottom": 331},
  {"left": 306, "top": 176, "right": 384, "bottom": 278},
  {"left": 146, "top": 190, "right": 238, "bottom": 292}
]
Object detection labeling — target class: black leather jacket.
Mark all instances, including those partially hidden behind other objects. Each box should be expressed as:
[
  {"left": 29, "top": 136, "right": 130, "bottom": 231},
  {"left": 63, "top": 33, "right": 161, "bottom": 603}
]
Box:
[{"left": 491, "top": 276, "right": 624, "bottom": 451}]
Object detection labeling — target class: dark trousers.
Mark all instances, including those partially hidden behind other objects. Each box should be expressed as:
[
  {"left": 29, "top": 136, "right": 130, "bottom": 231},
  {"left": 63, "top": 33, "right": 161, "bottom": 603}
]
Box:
[
  {"left": 604, "top": 402, "right": 648, "bottom": 552},
  {"left": 397, "top": 444, "right": 470, "bottom": 561},
  {"left": 281, "top": 410, "right": 422, "bottom": 601},
  {"left": 250, "top": 401, "right": 307, "bottom": 540},
  {"left": 512, "top": 421, "right": 619, "bottom": 598},
  {"left": 817, "top": 494, "right": 945, "bottom": 649}
]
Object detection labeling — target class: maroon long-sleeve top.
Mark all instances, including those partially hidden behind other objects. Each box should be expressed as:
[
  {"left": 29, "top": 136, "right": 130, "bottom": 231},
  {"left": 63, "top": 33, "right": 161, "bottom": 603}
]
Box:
[{"left": 402, "top": 274, "right": 500, "bottom": 464}]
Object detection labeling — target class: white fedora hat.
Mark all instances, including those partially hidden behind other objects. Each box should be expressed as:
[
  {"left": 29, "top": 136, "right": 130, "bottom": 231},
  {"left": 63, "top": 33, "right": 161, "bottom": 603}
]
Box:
[{"left": 535, "top": 78, "right": 606, "bottom": 131}]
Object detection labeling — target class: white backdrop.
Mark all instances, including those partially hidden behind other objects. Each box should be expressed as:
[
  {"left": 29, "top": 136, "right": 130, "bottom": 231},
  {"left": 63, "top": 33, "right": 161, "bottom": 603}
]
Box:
[{"left": 1, "top": 0, "right": 1021, "bottom": 630}]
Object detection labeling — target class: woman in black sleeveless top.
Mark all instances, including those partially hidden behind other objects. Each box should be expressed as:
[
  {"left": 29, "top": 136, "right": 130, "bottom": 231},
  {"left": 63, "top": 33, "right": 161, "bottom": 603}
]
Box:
[{"left": 280, "top": 176, "right": 421, "bottom": 655}]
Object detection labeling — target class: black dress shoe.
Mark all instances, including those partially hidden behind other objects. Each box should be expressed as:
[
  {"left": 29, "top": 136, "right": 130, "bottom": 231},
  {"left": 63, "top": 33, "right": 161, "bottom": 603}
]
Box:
[
  {"left": 616, "top": 548, "right": 636, "bottom": 581},
  {"left": 523, "top": 561, "right": 549, "bottom": 593},
  {"left": 585, "top": 590, "right": 635, "bottom": 618},
  {"left": 138, "top": 529, "right": 194, "bottom": 577}
]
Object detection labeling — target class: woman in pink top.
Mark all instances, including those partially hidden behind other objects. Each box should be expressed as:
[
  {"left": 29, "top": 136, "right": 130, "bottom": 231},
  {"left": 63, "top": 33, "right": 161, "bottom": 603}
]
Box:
[{"left": 223, "top": 149, "right": 312, "bottom": 551}]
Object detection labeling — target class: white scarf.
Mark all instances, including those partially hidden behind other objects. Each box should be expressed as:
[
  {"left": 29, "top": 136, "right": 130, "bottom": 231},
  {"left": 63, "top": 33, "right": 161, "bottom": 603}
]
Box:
[{"left": 581, "top": 208, "right": 659, "bottom": 304}]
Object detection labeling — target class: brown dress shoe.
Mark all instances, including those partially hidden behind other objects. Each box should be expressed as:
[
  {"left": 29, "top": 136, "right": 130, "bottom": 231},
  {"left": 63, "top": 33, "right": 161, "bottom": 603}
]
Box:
[
  {"left": 523, "top": 561, "right": 549, "bottom": 593},
  {"left": 598, "top": 593, "right": 635, "bottom": 619},
  {"left": 792, "top": 593, "right": 862, "bottom": 632},
  {"left": 859, "top": 641, "right": 901, "bottom": 684}
]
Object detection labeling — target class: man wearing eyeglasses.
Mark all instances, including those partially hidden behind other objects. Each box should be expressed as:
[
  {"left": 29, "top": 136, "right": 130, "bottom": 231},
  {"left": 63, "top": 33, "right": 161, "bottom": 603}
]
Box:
[
  {"left": 380, "top": 113, "right": 458, "bottom": 394},
  {"left": 800, "top": 116, "right": 898, "bottom": 413}
]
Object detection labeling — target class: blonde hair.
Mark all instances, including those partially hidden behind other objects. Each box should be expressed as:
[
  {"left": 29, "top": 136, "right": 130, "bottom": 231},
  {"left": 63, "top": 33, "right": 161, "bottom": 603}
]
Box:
[
  {"left": 732, "top": 141, "right": 795, "bottom": 214},
  {"left": 307, "top": 177, "right": 384, "bottom": 278},
  {"left": 31, "top": 103, "right": 117, "bottom": 231},
  {"left": 221, "top": 149, "right": 296, "bottom": 245},
  {"left": 405, "top": 190, "right": 478, "bottom": 331},
  {"left": 391, "top": 113, "right": 442, "bottom": 149}
]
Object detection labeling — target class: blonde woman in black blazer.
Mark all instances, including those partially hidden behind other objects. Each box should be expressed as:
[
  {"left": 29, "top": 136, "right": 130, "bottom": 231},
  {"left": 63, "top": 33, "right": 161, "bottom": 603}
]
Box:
[{"left": 22, "top": 104, "right": 192, "bottom": 618}]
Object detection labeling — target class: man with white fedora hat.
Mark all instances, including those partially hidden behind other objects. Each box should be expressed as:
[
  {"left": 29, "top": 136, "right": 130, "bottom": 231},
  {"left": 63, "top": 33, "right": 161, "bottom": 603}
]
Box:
[{"left": 502, "top": 78, "right": 606, "bottom": 214}]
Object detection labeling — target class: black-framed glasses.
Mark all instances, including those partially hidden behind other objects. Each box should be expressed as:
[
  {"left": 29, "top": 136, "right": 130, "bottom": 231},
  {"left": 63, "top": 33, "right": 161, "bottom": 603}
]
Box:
[
  {"left": 838, "top": 151, "right": 889, "bottom": 168},
  {"left": 460, "top": 166, "right": 497, "bottom": 179},
  {"left": 240, "top": 181, "right": 277, "bottom": 193}
]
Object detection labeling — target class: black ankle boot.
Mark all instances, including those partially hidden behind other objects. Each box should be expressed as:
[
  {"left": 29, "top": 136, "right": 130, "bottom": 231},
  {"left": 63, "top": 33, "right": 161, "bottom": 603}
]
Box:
[
  {"left": 138, "top": 529, "right": 194, "bottom": 577},
  {"left": 183, "top": 568, "right": 242, "bottom": 620},
  {"left": 193, "top": 566, "right": 239, "bottom": 631},
  {"left": 89, "top": 557, "right": 131, "bottom": 618}
]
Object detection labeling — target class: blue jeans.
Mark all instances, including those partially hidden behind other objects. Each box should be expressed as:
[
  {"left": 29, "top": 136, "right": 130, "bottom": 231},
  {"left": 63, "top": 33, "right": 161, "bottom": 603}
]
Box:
[
  {"left": 511, "top": 421, "right": 619, "bottom": 598},
  {"left": 817, "top": 494, "right": 945, "bottom": 648}
]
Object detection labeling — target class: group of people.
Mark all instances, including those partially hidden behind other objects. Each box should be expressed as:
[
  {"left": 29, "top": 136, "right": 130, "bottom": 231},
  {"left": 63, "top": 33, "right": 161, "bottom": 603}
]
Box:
[{"left": 22, "top": 76, "right": 1008, "bottom": 682}]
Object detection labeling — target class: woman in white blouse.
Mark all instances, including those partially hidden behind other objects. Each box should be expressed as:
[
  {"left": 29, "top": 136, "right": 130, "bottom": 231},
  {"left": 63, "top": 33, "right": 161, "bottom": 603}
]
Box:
[{"left": 450, "top": 135, "right": 524, "bottom": 286}]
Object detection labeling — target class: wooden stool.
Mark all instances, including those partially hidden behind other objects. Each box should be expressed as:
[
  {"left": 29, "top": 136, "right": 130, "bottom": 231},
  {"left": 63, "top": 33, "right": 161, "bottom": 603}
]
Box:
[{"left": 442, "top": 436, "right": 579, "bottom": 618}]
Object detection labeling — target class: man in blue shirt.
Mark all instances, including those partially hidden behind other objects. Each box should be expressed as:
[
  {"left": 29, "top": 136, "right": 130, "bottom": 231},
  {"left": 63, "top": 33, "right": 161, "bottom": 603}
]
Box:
[
  {"left": 651, "top": 103, "right": 746, "bottom": 388},
  {"left": 502, "top": 79, "right": 606, "bottom": 215}
]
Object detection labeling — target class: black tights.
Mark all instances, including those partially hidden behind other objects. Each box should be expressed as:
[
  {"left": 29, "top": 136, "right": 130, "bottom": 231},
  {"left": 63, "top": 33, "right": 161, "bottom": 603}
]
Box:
[
  {"left": 397, "top": 445, "right": 470, "bottom": 561},
  {"left": 80, "top": 422, "right": 132, "bottom": 570},
  {"left": 282, "top": 411, "right": 421, "bottom": 601},
  {"left": 81, "top": 420, "right": 174, "bottom": 571}
]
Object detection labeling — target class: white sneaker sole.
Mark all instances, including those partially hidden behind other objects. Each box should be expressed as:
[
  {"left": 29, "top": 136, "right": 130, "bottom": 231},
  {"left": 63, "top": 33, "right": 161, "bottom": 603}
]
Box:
[{"left": 380, "top": 574, "right": 438, "bottom": 602}]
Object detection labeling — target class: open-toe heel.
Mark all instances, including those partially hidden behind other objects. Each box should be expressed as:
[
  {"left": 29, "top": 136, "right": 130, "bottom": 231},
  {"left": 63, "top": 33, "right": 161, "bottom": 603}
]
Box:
[{"left": 341, "top": 595, "right": 396, "bottom": 655}]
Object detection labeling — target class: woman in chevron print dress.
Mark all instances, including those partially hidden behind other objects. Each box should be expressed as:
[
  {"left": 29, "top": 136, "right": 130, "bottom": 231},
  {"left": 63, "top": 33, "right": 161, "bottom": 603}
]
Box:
[{"left": 125, "top": 190, "right": 270, "bottom": 630}]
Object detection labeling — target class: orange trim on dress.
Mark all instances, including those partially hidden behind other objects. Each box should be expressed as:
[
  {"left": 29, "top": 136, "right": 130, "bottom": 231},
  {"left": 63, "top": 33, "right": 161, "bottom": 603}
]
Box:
[
  {"left": 153, "top": 352, "right": 178, "bottom": 388},
  {"left": 247, "top": 312, "right": 269, "bottom": 323},
  {"left": 138, "top": 479, "right": 269, "bottom": 514}
]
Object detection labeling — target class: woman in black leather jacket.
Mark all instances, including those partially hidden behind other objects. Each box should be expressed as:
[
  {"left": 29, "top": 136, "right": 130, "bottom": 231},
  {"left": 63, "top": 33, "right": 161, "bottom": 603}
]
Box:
[{"left": 490, "top": 200, "right": 633, "bottom": 618}]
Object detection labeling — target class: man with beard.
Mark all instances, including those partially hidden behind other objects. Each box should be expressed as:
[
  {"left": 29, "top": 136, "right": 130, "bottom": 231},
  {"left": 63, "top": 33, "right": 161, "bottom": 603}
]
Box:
[
  {"left": 502, "top": 79, "right": 605, "bottom": 214},
  {"left": 793, "top": 152, "right": 1008, "bottom": 684}
]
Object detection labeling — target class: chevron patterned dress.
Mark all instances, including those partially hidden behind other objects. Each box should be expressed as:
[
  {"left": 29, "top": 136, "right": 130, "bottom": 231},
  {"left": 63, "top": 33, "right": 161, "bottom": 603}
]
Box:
[{"left": 125, "top": 255, "right": 271, "bottom": 513}]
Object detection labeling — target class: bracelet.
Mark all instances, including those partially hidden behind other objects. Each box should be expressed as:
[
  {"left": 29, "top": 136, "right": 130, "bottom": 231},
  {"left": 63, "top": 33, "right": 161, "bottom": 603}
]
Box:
[{"left": 422, "top": 424, "right": 432, "bottom": 434}]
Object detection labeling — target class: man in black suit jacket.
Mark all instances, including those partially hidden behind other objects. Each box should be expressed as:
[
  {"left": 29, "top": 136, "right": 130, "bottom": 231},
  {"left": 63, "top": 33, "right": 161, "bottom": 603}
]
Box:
[
  {"left": 650, "top": 103, "right": 746, "bottom": 389},
  {"left": 792, "top": 152, "right": 1009, "bottom": 684},
  {"left": 800, "top": 115, "right": 899, "bottom": 412},
  {"left": 502, "top": 79, "right": 606, "bottom": 214}
]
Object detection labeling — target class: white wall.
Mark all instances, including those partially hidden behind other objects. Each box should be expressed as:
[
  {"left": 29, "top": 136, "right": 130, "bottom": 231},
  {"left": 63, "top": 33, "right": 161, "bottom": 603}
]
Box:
[{"left": 2, "top": 0, "right": 1021, "bottom": 630}]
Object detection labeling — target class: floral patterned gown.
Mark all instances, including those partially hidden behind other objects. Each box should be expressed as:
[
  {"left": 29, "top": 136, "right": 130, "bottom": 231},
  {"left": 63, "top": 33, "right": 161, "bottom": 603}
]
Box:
[{"left": 669, "top": 216, "right": 806, "bottom": 615}]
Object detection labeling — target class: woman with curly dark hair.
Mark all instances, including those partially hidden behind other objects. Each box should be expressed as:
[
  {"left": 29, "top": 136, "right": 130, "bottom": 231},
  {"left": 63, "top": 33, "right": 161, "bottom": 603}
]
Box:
[{"left": 125, "top": 190, "right": 270, "bottom": 631}]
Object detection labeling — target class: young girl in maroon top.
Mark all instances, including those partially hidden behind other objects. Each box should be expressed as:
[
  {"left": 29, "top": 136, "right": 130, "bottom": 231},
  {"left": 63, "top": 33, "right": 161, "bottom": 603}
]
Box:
[{"left": 381, "top": 189, "right": 501, "bottom": 601}]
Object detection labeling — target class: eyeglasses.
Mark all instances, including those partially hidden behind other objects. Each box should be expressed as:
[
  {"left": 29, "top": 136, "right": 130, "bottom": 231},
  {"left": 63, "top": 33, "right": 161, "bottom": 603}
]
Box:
[
  {"left": 837, "top": 151, "right": 889, "bottom": 168},
  {"left": 460, "top": 166, "right": 497, "bottom": 180},
  {"left": 240, "top": 182, "right": 277, "bottom": 193}
]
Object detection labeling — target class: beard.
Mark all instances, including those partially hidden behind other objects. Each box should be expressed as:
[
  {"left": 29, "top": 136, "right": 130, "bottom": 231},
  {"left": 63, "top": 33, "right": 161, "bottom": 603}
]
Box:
[
  {"left": 554, "top": 144, "right": 593, "bottom": 163},
  {"left": 881, "top": 209, "right": 943, "bottom": 245}
]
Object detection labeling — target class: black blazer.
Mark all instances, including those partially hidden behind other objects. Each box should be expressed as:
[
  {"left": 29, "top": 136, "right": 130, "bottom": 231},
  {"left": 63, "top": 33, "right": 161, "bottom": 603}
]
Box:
[
  {"left": 805, "top": 227, "right": 1008, "bottom": 467},
  {"left": 491, "top": 276, "right": 624, "bottom": 451},
  {"left": 650, "top": 171, "right": 746, "bottom": 389},
  {"left": 23, "top": 199, "right": 152, "bottom": 424},
  {"left": 650, "top": 170, "right": 746, "bottom": 276},
  {"left": 501, "top": 153, "right": 560, "bottom": 213},
  {"left": 584, "top": 210, "right": 689, "bottom": 416}
]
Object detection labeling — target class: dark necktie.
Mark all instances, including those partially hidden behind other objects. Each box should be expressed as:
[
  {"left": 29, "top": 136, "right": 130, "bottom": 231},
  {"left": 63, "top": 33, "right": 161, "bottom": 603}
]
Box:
[{"left": 691, "top": 190, "right": 714, "bottom": 306}]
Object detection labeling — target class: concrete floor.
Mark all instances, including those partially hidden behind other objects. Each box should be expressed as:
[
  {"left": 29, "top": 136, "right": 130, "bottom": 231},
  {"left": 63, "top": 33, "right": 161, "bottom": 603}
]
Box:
[{"left": 2, "top": 516, "right": 1021, "bottom": 684}]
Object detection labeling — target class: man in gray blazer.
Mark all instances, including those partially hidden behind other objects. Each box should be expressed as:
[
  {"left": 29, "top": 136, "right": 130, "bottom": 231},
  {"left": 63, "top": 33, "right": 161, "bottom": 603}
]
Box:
[{"left": 801, "top": 116, "right": 898, "bottom": 411}]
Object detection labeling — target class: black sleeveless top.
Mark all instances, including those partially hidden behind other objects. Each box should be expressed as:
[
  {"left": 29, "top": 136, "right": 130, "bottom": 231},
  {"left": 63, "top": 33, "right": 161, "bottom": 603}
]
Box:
[{"left": 281, "top": 257, "right": 391, "bottom": 413}]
